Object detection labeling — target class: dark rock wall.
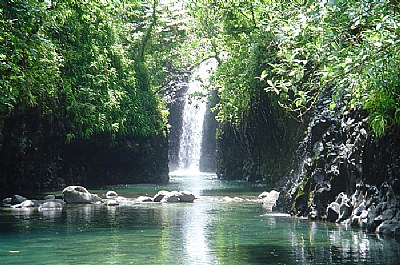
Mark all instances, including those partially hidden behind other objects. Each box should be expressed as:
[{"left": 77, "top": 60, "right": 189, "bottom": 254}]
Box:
[
  {"left": 278, "top": 90, "right": 400, "bottom": 236},
  {"left": 216, "top": 92, "right": 303, "bottom": 184},
  {"left": 0, "top": 108, "right": 169, "bottom": 197},
  {"left": 167, "top": 97, "right": 184, "bottom": 172},
  {"left": 216, "top": 87, "right": 400, "bottom": 236},
  {"left": 200, "top": 91, "right": 218, "bottom": 173}
]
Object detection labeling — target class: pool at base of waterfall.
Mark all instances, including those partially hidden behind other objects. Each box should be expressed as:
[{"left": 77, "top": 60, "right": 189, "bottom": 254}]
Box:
[{"left": 0, "top": 173, "right": 399, "bottom": 265}]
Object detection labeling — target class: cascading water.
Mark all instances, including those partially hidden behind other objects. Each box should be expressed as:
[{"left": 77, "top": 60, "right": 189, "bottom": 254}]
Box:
[{"left": 176, "top": 59, "right": 217, "bottom": 174}]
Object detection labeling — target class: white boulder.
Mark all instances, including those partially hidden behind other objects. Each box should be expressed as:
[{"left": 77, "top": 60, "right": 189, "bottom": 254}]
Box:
[
  {"left": 153, "top": 190, "right": 196, "bottom": 203},
  {"left": 62, "top": 186, "right": 102, "bottom": 204},
  {"left": 258, "top": 190, "right": 280, "bottom": 211},
  {"left": 153, "top": 190, "right": 170, "bottom": 202},
  {"left": 135, "top": 196, "right": 153, "bottom": 203},
  {"left": 161, "top": 191, "right": 181, "bottom": 203},
  {"left": 11, "top": 199, "right": 35, "bottom": 208},
  {"left": 106, "top": 191, "right": 118, "bottom": 198}
]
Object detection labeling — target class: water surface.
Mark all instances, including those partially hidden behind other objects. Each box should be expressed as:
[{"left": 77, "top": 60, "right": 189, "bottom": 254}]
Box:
[{"left": 1, "top": 174, "right": 399, "bottom": 264}]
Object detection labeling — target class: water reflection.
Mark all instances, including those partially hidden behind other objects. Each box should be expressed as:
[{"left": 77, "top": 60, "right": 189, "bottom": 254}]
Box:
[
  {"left": 1, "top": 176, "right": 400, "bottom": 264},
  {"left": 182, "top": 201, "right": 216, "bottom": 264},
  {"left": 39, "top": 208, "right": 63, "bottom": 221}
]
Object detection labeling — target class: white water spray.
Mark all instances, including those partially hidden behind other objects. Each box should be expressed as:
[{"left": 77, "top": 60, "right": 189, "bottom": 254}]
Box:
[{"left": 175, "top": 59, "right": 217, "bottom": 174}]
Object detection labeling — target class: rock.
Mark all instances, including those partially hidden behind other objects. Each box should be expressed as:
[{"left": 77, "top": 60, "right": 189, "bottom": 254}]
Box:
[
  {"left": 354, "top": 203, "right": 366, "bottom": 216},
  {"left": 62, "top": 186, "right": 102, "bottom": 204},
  {"left": 376, "top": 202, "right": 388, "bottom": 214},
  {"left": 374, "top": 209, "right": 396, "bottom": 222},
  {"left": 326, "top": 202, "right": 340, "bottom": 222},
  {"left": 351, "top": 215, "right": 361, "bottom": 227},
  {"left": 161, "top": 191, "right": 180, "bottom": 203},
  {"left": 43, "top": 195, "right": 56, "bottom": 200},
  {"left": 2, "top": 197, "right": 12, "bottom": 205},
  {"left": 376, "top": 220, "right": 400, "bottom": 236},
  {"left": 106, "top": 191, "right": 118, "bottom": 199},
  {"left": 153, "top": 190, "right": 170, "bottom": 202},
  {"left": 310, "top": 207, "right": 318, "bottom": 220},
  {"left": 11, "top": 195, "right": 27, "bottom": 205},
  {"left": 258, "top": 190, "right": 280, "bottom": 210},
  {"left": 367, "top": 206, "right": 382, "bottom": 232},
  {"left": 223, "top": 196, "right": 245, "bottom": 202},
  {"left": 153, "top": 190, "right": 196, "bottom": 203},
  {"left": 395, "top": 227, "right": 400, "bottom": 237},
  {"left": 258, "top": 190, "right": 280, "bottom": 201},
  {"left": 106, "top": 199, "right": 119, "bottom": 206},
  {"left": 178, "top": 191, "right": 196, "bottom": 202},
  {"left": 335, "top": 192, "right": 348, "bottom": 205},
  {"left": 135, "top": 196, "right": 153, "bottom": 203},
  {"left": 11, "top": 200, "right": 35, "bottom": 208},
  {"left": 338, "top": 203, "right": 352, "bottom": 223},
  {"left": 360, "top": 218, "right": 368, "bottom": 230},
  {"left": 360, "top": 210, "right": 368, "bottom": 219},
  {"left": 367, "top": 206, "right": 377, "bottom": 221},
  {"left": 38, "top": 201, "right": 64, "bottom": 211}
]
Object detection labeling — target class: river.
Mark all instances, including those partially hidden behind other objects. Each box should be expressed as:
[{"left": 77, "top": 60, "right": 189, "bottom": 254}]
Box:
[{"left": 0, "top": 173, "right": 399, "bottom": 265}]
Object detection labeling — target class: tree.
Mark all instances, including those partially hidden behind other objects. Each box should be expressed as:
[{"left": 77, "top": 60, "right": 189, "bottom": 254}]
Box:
[
  {"left": 188, "top": 0, "right": 400, "bottom": 137},
  {"left": 1, "top": 0, "right": 191, "bottom": 142}
]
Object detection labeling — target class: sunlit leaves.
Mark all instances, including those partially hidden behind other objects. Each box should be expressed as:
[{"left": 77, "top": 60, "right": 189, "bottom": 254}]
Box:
[{"left": 189, "top": 0, "right": 400, "bottom": 136}]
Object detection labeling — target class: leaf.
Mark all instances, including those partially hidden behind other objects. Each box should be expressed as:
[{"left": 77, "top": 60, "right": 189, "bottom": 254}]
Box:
[{"left": 260, "top": 70, "right": 268, "bottom": 80}]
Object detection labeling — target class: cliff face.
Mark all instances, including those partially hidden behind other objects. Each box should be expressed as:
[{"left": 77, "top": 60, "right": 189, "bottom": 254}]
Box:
[
  {"left": 282, "top": 91, "right": 400, "bottom": 236},
  {"left": 216, "top": 89, "right": 400, "bottom": 236},
  {"left": 216, "top": 92, "right": 303, "bottom": 184},
  {"left": 0, "top": 108, "right": 169, "bottom": 197}
]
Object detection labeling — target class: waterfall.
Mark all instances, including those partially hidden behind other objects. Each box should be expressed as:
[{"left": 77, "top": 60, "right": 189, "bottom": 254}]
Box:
[{"left": 176, "top": 59, "right": 217, "bottom": 174}]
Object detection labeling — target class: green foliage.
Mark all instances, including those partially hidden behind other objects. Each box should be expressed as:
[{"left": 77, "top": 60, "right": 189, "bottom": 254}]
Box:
[
  {"left": 0, "top": 0, "right": 60, "bottom": 114},
  {"left": 189, "top": 0, "right": 400, "bottom": 136},
  {"left": 0, "top": 0, "right": 183, "bottom": 141}
]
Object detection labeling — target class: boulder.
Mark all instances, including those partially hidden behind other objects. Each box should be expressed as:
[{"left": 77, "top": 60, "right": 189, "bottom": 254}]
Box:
[
  {"left": 2, "top": 197, "right": 12, "bottom": 206},
  {"left": 335, "top": 192, "right": 348, "bottom": 205},
  {"left": 43, "top": 195, "right": 56, "bottom": 200},
  {"left": 135, "top": 196, "right": 153, "bottom": 203},
  {"left": 326, "top": 202, "right": 340, "bottom": 222},
  {"left": 353, "top": 203, "right": 366, "bottom": 216},
  {"left": 153, "top": 190, "right": 170, "bottom": 202},
  {"left": 62, "top": 186, "right": 102, "bottom": 204},
  {"left": 178, "top": 191, "right": 196, "bottom": 202},
  {"left": 106, "top": 191, "right": 118, "bottom": 199},
  {"left": 153, "top": 190, "right": 196, "bottom": 203},
  {"left": 161, "top": 191, "right": 181, "bottom": 203},
  {"left": 11, "top": 195, "right": 27, "bottom": 205},
  {"left": 395, "top": 227, "right": 400, "bottom": 237},
  {"left": 11, "top": 200, "right": 35, "bottom": 208},
  {"left": 258, "top": 190, "right": 280, "bottom": 202},
  {"left": 376, "top": 220, "right": 400, "bottom": 236},
  {"left": 366, "top": 206, "right": 382, "bottom": 232},
  {"left": 258, "top": 190, "right": 280, "bottom": 211},
  {"left": 38, "top": 201, "right": 64, "bottom": 211},
  {"left": 374, "top": 209, "right": 396, "bottom": 222},
  {"left": 337, "top": 202, "right": 352, "bottom": 223}
]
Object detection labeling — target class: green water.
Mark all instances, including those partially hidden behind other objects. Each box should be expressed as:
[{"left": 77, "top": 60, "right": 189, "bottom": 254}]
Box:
[{"left": 0, "top": 173, "right": 399, "bottom": 265}]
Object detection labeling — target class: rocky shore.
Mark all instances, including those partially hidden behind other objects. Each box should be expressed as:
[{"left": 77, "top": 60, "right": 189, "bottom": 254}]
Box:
[
  {"left": 1, "top": 186, "right": 196, "bottom": 212},
  {"left": 277, "top": 91, "right": 400, "bottom": 238}
]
